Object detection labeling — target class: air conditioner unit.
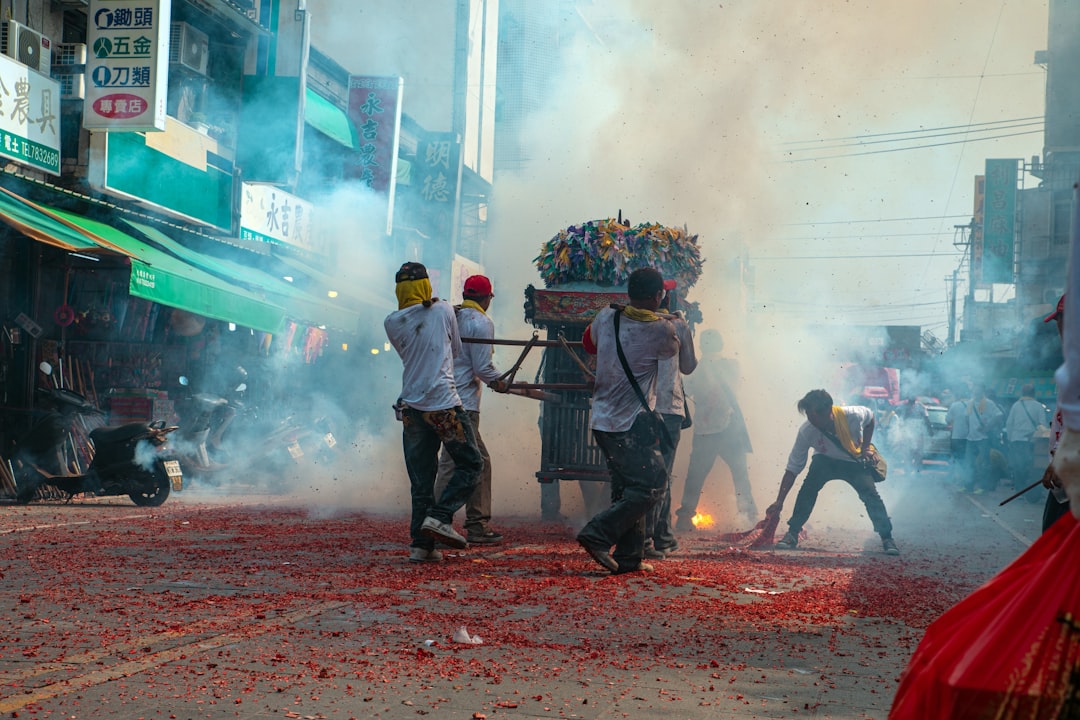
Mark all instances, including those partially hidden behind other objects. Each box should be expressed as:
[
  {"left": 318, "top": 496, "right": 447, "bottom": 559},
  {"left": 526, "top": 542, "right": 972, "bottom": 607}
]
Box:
[
  {"left": 0, "top": 20, "right": 52, "bottom": 76},
  {"left": 169, "top": 22, "right": 209, "bottom": 76},
  {"left": 54, "top": 42, "right": 86, "bottom": 66},
  {"left": 55, "top": 72, "right": 85, "bottom": 99}
]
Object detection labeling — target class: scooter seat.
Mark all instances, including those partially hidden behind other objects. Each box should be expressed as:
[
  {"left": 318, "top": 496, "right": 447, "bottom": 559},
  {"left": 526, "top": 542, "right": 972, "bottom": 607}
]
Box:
[
  {"left": 90, "top": 423, "right": 150, "bottom": 444},
  {"left": 193, "top": 394, "right": 229, "bottom": 410}
]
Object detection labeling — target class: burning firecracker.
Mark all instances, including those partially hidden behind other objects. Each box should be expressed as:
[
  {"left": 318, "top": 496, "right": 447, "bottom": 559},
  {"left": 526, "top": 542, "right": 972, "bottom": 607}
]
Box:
[{"left": 534, "top": 218, "right": 704, "bottom": 290}]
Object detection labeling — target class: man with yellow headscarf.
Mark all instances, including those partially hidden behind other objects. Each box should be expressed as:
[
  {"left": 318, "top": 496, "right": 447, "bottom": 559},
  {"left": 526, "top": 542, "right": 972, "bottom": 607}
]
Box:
[
  {"left": 769, "top": 388, "right": 899, "bottom": 555},
  {"left": 384, "top": 262, "right": 484, "bottom": 562}
]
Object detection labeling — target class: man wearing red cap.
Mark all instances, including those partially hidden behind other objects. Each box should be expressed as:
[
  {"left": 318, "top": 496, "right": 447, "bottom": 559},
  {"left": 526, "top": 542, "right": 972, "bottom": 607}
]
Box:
[{"left": 433, "top": 274, "right": 510, "bottom": 544}]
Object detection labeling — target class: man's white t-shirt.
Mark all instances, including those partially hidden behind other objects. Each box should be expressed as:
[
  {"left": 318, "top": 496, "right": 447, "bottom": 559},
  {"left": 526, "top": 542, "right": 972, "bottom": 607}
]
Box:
[{"left": 384, "top": 301, "right": 462, "bottom": 412}]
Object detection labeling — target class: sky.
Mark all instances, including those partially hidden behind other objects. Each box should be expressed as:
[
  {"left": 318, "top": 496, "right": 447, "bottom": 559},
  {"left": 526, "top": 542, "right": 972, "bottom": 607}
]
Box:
[{"left": 262, "top": 0, "right": 1052, "bottom": 528}]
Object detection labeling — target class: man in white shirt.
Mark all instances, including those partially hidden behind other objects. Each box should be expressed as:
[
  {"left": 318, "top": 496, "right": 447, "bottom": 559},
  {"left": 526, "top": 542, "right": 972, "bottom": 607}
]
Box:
[
  {"left": 433, "top": 275, "right": 509, "bottom": 545},
  {"left": 769, "top": 389, "right": 899, "bottom": 555},
  {"left": 945, "top": 387, "right": 970, "bottom": 486},
  {"left": 1004, "top": 383, "right": 1049, "bottom": 490},
  {"left": 384, "top": 262, "right": 484, "bottom": 562},
  {"left": 576, "top": 268, "right": 696, "bottom": 574},
  {"left": 965, "top": 383, "right": 1005, "bottom": 494}
]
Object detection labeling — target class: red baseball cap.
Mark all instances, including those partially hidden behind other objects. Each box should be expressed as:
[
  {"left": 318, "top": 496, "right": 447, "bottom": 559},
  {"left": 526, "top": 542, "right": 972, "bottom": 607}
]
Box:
[
  {"left": 1045, "top": 293, "right": 1065, "bottom": 323},
  {"left": 463, "top": 274, "right": 494, "bottom": 298}
]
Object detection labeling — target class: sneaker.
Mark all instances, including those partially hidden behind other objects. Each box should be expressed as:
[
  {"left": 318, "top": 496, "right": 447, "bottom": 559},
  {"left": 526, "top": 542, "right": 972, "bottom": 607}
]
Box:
[
  {"left": 577, "top": 537, "right": 618, "bottom": 572},
  {"left": 882, "top": 538, "right": 900, "bottom": 556},
  {"left": 408, "top": 547, "right": 443, "bottom": 563},
  {"left": 614, "top": 562, "right": 654, "bottom": 575},
  {"left": 466, "top": 529, "right": 503, "bottom": 545},
  {"left": 420, "top": 517, "right": 468, "bottom": 549},
  {"left": 775, "top": 531, "right": 798, "bottom": 550},
  {"left": 643, "top": 546, "right": 667, "bottom": 560}
]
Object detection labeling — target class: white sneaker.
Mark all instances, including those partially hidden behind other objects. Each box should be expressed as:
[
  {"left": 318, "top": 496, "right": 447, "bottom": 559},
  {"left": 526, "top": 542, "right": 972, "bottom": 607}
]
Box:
[
  {"left": 408, "top": 547, "right": 443, "bottom": 563},
  {"left": 420, "top": 516, "right": 468, "bottom": 549}
]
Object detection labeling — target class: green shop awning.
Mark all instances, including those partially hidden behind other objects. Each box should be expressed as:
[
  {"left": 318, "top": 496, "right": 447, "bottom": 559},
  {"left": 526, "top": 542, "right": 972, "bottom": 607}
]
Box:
[
  {"left": 124, "top": 220, "right": 362, "bottom": 333},
  {"left": 0, "top": 186, "right": 107, "bottom": 253},
  {"left": 44, "top": 207, "right": 288, "bottom": 335},
  {"left": 304, "top": 88, "right": 361, "bottom": 150}
]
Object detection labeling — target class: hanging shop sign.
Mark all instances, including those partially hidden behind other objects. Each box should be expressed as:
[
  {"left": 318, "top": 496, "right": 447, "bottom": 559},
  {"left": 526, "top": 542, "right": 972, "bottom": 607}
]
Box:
[
  {"left": 981, "top": 159, "right": 1019, "bottom": 286},
  {"left": 84, "top": 0, "right": 171, "bottom": 131},
  {"left": 0, "top": 55, "right": 60, "bottom": 175},
  {"left": 345, "top": 75, "right": 403, "bottom": 235},
  {"left": 239, "top": 182, "right": 321, "bottom": 255}
]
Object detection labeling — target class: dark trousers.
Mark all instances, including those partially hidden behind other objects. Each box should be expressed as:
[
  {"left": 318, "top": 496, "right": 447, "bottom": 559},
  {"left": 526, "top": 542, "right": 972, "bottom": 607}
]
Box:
[
  {"left": 677, "top": 427, "right": 756, "bottom": 520},
  {"left": 967, "top": 439, "right": 992, "bottom": 491},
  {"left": 434, "top": 409, "right": 492, "bottom": 535},
  {"left": 1007, "top": 440, "right": 1035, "bottom": 488},
  {"left": 787, "top": 455, "right": 893, "bottom": 538},
  {"left": 645, "top": 414, "right": 683, "bottom": 552},
  {"left": 1043, "top": 488, "right": 1071, "bottom": 533},
  {"left": 401, "top": 406, "right": 483, "bottom": 550},
  {"left": 578, "top": 420, "right": 668, "bottom": 569},
  {"left": 949, "top": 439, "right": 968, "bottom": 483}
]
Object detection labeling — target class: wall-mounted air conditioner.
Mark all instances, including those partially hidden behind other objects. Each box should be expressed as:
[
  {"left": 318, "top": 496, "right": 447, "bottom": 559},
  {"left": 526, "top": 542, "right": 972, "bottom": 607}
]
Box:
[
  {"left": 169, "top": 22, "right": 209, "bottom": 76},
  {"left": 53, "top": 43, "right": 87, "bottom": 100},
  {"left": 55, "top": 72, "right": 85, "bottom": 99},
  {"left": 0, "top": 20, "right": 52, "bottom": 76}
]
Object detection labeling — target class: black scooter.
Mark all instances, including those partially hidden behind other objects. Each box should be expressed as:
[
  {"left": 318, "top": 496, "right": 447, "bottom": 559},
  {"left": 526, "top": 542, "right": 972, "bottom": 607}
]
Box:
[{"left": 11, "top": 381, "right": 183, "bottom": 506}]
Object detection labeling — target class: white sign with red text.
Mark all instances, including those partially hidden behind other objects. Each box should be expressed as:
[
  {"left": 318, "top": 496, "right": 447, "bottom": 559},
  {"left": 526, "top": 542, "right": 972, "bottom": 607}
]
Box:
[{"left": 84, "top": 0, "right": 170, "bottom": 131}]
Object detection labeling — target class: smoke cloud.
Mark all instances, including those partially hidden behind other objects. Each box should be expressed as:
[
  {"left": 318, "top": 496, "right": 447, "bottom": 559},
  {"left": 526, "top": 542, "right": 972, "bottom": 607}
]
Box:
[{"left": 198, "top": 1, "right": 1049, "bottom": 536}]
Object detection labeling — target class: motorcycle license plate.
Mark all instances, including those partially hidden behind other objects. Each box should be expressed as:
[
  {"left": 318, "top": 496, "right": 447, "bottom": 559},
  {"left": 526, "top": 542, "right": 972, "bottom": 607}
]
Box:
[
  {"left": 287, "top": 441, "right": 304, "bottom": 459},
  {"left": 163, "top": 459, "right": 183, "bottom": 491},
  {"left": 323, "top": 432, "right": 337, "bottom": 449}
]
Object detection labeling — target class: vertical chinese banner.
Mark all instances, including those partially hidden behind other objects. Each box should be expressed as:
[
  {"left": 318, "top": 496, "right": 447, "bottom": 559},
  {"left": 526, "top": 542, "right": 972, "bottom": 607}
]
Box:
[
  {"left": 414, "top": 130, "right": 461, "bottom": 247},
  {"left": 84, "top": 0, "right": 170, "bottom": 131},
  {"left": 346, "top": 75, "right": 403, "bottom": 235},
  {"left": 972, "top": 174, "right": 985, "bottom": 291},
  {"left": 981, "top": 158, "right": 1019, "bottom": 285}
]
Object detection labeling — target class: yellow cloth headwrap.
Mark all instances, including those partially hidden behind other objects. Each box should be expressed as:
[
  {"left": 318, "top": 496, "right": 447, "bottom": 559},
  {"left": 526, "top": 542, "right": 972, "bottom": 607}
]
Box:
[{"left": 396, "top": 278, "right": 433, "bottom": 310}]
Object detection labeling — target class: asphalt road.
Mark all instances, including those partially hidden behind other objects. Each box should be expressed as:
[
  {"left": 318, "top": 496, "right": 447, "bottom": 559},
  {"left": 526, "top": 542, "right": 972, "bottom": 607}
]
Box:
[{"left": 0, "top": 467, "right": 1046, "bottom": 720}]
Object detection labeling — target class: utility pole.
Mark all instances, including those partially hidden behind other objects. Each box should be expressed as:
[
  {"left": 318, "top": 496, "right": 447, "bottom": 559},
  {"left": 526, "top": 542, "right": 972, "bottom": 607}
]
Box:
[
  {"left": 947, "top": 269, "right": 958, "bottom": 347},
  {"left": 952, "top": 218, "right": 977, "bottom": 344}
]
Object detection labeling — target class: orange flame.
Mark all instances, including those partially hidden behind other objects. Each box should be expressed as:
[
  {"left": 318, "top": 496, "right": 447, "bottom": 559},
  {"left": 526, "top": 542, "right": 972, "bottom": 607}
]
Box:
[{"left": 692, "top": 512, "right": 714, "bottom": 529}]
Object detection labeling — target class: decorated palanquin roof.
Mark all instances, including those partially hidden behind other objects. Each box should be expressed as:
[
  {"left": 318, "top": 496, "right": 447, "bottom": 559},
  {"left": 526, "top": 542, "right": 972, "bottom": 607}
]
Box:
[{"left": 533, "top": 218, "right": 703, "bottom": 290}]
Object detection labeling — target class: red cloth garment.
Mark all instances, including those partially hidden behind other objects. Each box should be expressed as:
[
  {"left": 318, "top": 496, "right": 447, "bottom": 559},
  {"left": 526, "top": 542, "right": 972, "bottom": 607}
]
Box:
[{"left": 889, "top": 513, "right": 1080, "bottom": 719}]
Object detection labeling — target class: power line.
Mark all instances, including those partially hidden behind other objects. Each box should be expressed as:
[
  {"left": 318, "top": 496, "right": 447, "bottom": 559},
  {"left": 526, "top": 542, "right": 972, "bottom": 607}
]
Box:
[
  {"left": 785, "top": 120, "right": 1043, "bottom": 154},
  {"left": 782, "top": 115, "right": 1043, "bottom": 146},
  {"left": 774, "top": 231, "right": 961, "bottom": 241},
  {"left": 782, "top": 129, "right": 1042, "bottom": 163},
  {"left": 783, "top": 214, "right": 970, "bottom": 226},
  {"left": 751, "top": 252, "right": 964, "bottom": 260}
]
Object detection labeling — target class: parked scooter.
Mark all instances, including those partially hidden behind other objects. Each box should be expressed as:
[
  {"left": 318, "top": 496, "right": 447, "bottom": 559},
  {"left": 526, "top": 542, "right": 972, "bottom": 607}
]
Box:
[
  {"left": 11, "top": 366, "right": 183, "bottom": 506},
  {"left": 170, "top": 374, "right": 235, "bottom": 484}
]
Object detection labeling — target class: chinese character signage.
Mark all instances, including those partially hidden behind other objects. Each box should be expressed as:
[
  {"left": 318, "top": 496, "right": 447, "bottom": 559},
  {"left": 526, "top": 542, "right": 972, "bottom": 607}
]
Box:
[
  {"left": 0, "top": 55, "right": 60, "bottom": 175},
  {"left": 346, "top": 75, "right": 402, "bottom": 234},
  {"left": 972, "top": 174, "right": 986, "bottom": 290},
  {"left": 84, "top": 0, "right": 170, "bottom": 131},
  {"left": 239, "top": 182, "right": 321, "bottom": 254},
  {"left": 981, "top": 159, "right": 1018, "bottom": 285},
  {"left": 416, "top": 132, "right": 461, "bottom": 208}
]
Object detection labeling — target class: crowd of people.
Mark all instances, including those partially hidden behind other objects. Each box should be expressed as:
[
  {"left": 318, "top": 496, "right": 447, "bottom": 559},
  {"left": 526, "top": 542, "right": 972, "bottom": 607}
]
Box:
[{"left": 383, "top": 262, "right": 914, "bottom": 568}]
